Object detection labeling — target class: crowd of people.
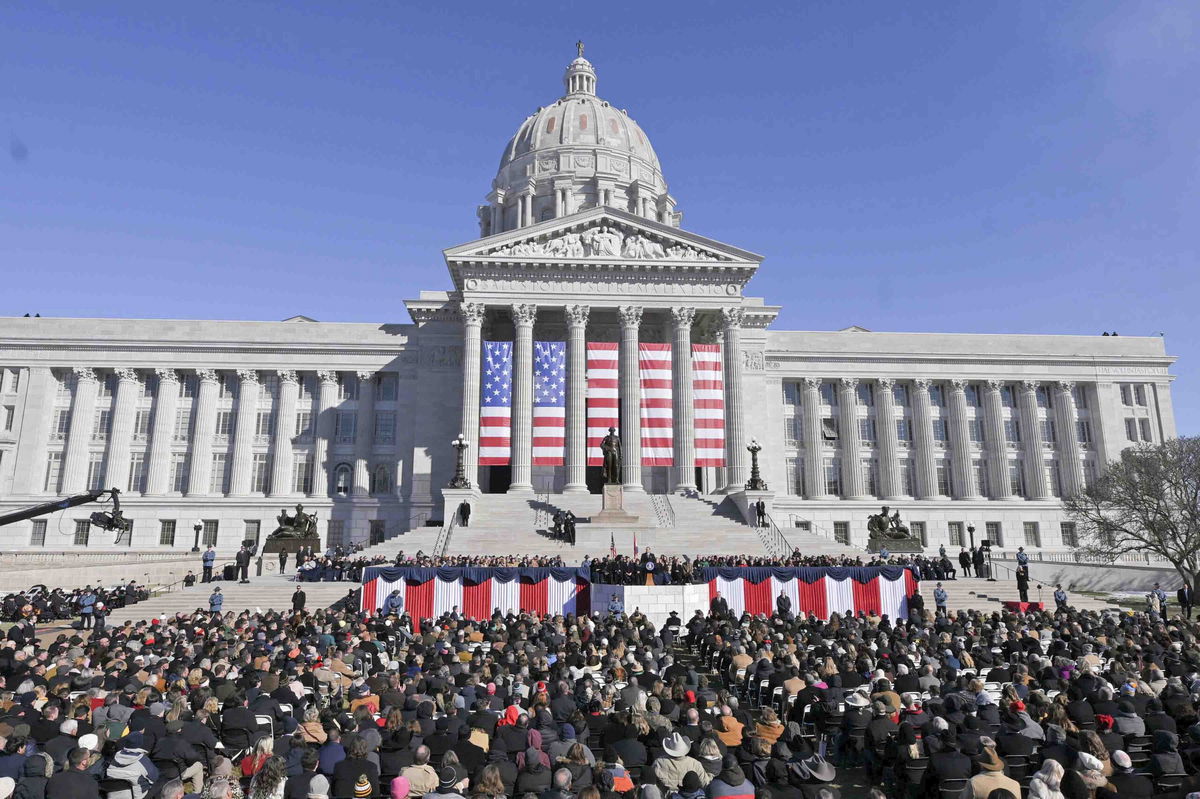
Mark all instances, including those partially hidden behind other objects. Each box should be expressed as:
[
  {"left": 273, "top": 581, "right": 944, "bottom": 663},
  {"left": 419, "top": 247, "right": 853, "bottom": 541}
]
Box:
[
  {"left": 0, "top": 582, "right": 149, "bottom": 627},
  {"left": 0, "top": 549, "right": 1198, "bottom": 799}
]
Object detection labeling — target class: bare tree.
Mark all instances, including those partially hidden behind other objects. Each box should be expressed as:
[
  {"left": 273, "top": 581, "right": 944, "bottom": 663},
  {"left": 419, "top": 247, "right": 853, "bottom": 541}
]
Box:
[{"left": 1064, "top": 436, "right": 1200, "bottom": 590}]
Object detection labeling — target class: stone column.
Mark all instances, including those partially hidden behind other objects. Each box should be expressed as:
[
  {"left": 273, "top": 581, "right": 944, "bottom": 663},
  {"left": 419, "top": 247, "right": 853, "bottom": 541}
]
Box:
[
  {"left": 874, "top": 378, "right": 902, "bottom": 500},
  {"left": 1054, "top": 380, "right": 1085, "bottom": 497},
  {"left": 564, "top": 304, "right": 590, "bottom": 493},
  {"left": 910, "top": 378, "right": 940, "bottom": 499},
  {"left": 187, "top": 370, "right": 220, "bottom": 496},
  {"left": 310, "top": 371, "right": 338, "bottom": 497},
  {"left": 227, "top": 369, "right": 260, "bottom": 496},
  {"left": 837, "top": 378, "right": 867, "bottom": 499},
  {"left": 1018, "top": 380, "right": 1050, "bottom": 499},
  {"left": 983, "top": 379, "right": 1012, "bottom": 499},
  {"left": 947, "top": 379, "right": 980, "bottom": 498},
  {"left": 619, "top": 305, "right": 644, "bottom": 492},
  {"left": 144, "top": 369, "right": 180, "bottom": 496},
  {"left": 270, "top": 370, "right": 300, "bottom": 496},
  {"left": 61, "top": 367, "right": 101, "bottom": 494},
  {"left": 721, "top": 307, "right": 748, "bottom": 491},
  {"left": 801, "top": 377, "right": 827, "bottom": 499},
  {"left": 103, "top": 368, "right": 140, "bottom": 490},
  {"left": 509, "top": 303, "right": 537, "bottom": 492},
  {"left": 459, "top": 303, "right": 486, "bottom": 488},
  {"left": 671, "top": 306, "right": 697, "bottom": 492},
  {"left": 352, "top": 371, "right": 376, "bottom": 496}
]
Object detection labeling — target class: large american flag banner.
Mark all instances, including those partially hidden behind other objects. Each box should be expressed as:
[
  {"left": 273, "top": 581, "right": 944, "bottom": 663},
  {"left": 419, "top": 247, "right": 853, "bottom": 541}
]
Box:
[
  {"left": 533, "top": 342, "right": 566, "bottom": 465},
  {"left": 704, "top": 566, "right": 918, "bottom": 621},
  {"left": 640, "top": 343, "right": 673, "bottom": 465},
  {"left": 479, "top": 341, "right": 513, "bottom": 465},
  {"left": 692, "top": 344, "right": 725, "bottom": 466},
  {"left": 586, "top": 342, "right": 619, "bottom": 466}
]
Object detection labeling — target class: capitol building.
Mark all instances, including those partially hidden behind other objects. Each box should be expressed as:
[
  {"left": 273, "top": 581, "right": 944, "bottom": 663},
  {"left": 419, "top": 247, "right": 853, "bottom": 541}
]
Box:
[{"left": 0, "top": 50, "right": 1179, "bottom": 556}]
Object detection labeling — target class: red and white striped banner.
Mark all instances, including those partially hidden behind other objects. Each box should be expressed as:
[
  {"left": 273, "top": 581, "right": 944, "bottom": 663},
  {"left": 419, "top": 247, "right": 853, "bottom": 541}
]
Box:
[
  {"left": 692, "top": 344, "right": 725, "bottom": 467},
  {"left": 586, "top": 342, "right": 619, "bottom": 466},
  {"left": 707, "top": 568, "right": 917, "bottom": 621},
  {"left": 640, "top": 343, "right": 673, "bottom": 465},
  {"left": 362, "top": 569, "right": 590, "bottom": 631}
]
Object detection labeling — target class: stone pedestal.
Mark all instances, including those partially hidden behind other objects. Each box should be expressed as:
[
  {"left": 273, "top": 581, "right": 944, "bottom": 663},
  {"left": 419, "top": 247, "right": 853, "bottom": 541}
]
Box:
[
  {"left": 262, "top": 535, "right": 321, "bottom": 555},
  {"left": 441, "top": 487, "right": 482, "bottom": 528},
  {"left": 730, "top": 489, "right": 774, "bottom": 527},
  {"left": 593, "top": 484, "right": 639, "bottom": 524}
]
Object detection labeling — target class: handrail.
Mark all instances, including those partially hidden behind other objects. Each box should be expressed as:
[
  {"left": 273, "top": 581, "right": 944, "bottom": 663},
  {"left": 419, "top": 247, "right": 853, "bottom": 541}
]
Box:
[
  {"left": 760, "top": 513, "right": 795, "bottom": 559},
  {"left": 434, "top": 513, "right": 457, "bottom": 558},
  {"left": 650, "top": 494, "right": 675, "bottom": 529},
  {"left": 780, "top": 510, "right": 846, "bottom": 548},
  {"left": 991, "top": 549, "right": 1170, "bottom": 565},
  {"left": 534, "top": 491, "right": 551, "bottom": 530}
]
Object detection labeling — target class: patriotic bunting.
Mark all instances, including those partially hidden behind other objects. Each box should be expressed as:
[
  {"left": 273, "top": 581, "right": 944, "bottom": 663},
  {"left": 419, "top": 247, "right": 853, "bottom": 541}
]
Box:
[
  {"left": 639, "top": 343, "right": 672, "bottom": 465},
  {"left": 586, "top": 342, "right": 619, "bottom": 466},
  {"left": 704, "top": 566, "right": 915, "bottom": 621},
  {"left": 692, "top": 344, "right": 725, "bottom": 466},
  {"left": 479, "top": 342, "right": 513, "bottom": 465},
  {"left": 532, "top": 342, "right": 566, "bottom": 465}
]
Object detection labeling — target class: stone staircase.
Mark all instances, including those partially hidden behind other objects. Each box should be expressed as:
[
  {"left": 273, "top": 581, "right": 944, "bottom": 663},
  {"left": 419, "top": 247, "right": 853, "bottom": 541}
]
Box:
[
  {"left": 365, "top": 491, "right": 776, "bottom": 560},
  {"left": 105, "top": 573, "right": 353, "bottom": 625},
  {"left": 935, "top": 576, "right": 1113, "bottom": 614}
]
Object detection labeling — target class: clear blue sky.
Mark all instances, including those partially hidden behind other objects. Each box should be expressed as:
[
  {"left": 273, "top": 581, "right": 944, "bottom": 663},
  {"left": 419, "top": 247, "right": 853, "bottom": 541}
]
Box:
[{"left": 3, "top": 3, "right": 1197, "bottom": 433}]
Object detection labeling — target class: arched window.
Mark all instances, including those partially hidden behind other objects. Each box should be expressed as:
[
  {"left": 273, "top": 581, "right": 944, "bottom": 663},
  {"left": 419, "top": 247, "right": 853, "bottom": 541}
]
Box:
[
  {"left": 370, "top": 465, "right": 391, "bottom": 495},
  {"left": 333, "top": 463, "right": 352, "bottom": 497}
]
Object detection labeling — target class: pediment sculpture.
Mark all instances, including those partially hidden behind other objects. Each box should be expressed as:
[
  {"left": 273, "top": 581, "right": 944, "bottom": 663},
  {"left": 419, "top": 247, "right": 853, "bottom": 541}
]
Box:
[{"left": 486, "top": 223, "right": 728, "bottom": 262}]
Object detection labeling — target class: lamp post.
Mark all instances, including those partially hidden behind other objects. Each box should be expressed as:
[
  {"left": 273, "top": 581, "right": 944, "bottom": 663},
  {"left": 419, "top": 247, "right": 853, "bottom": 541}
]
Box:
[
  {"left": 191, "top": 520, "right": 202, "bottom": 552},
  {"left": 448, "top": 434, "right": 471, "bottom": 489},
  {"left": 745, "top": 439, "right": 768, "bottom": 491}
]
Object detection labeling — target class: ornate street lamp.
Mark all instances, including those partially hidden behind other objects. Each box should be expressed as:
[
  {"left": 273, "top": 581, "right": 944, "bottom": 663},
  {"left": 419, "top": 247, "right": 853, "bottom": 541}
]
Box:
[
  {"left": 191, "top": 520, "right": 203, "bottom": 552},
  {"left": 448, "top": 434, "right": 471, "bottom": 489},
  {"left": 745, "top": 439, "right": 768, "bottom": 491}
]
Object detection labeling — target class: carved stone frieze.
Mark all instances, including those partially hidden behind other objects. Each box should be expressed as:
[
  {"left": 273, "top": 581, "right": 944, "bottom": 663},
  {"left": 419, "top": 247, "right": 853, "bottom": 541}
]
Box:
[
  {"left": 484, "top": 220, "right": 728, "bottom": 262},
  {"left": 742, "top": 350, "right": 765, "bottom": 371}
]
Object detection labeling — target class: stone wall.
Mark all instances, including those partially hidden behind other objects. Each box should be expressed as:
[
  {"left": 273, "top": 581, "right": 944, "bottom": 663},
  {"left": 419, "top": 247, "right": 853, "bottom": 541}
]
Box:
[{"left": 993, "top": 558, "right": 1184, "bottom": 593}]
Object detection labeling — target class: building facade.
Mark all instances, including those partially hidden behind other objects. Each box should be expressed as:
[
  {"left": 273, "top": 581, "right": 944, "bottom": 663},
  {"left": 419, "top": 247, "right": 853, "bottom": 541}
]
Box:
[{"left": 0, "top": 51, "right": 1178, "bottom": 553}]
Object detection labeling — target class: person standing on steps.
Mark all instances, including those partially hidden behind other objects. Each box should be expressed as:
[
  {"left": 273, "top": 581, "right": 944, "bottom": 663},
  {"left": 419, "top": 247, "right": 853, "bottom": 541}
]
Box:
[
  {"left": 933, "top": 582, "right": 948, "bottom": 616},
  {"left": 209, "top": 585, "right": 223, "bottom": 617},
  {"left": 972, "top": 546, "right": 987, "bottom": 580},
  {"left": 292, "top": 584, "right": 307, "bottom": 613},
  {"left": 1016, "top": 546, "right": 1029, "bottom": 567},
  {"left": 754, "top": 499, "right": 767, "bottom": 527},
  {"left": 202, "top": 545, "right": 216, "bottom": 583},
  {"left": 1053, "top": 584, "right": 1069, "bottom": 611},
  {"left": 77, "top": 585, "right": 96, "bottom": 630},
  {"left": 278, "top": 548, "right": 288, "bottom": 575},
  {"left": 236, "top": 545, "right": 251, "bottom": 584},
  {"left": 1016, "top": 565, "right": 1030, "bottom": 603},
  {"left": 958, "top": 548, "right": 971, "bottom": 578},
  {"left": 458, "top": 501, "right": 471, "bottom": 527}
]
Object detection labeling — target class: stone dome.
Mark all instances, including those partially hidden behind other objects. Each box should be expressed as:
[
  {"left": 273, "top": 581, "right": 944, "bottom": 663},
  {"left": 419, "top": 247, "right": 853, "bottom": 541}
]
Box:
[{"left": 478, "top": 46, "right": 680, "bottom": 237}]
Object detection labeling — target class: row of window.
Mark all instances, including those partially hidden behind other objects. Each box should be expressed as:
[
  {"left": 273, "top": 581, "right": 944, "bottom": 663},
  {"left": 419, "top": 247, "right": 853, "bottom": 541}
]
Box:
[
  {"left": 34, "top": 516, "right": 360, "bottom": 549},
  {"left": 1119, "top": 383, "right": 1150, "bottom": 407},
  {"left": 823, "top": 519, "right": 1076, "bottom": 549},
  {"left": 48, "top": 406, "right": 398, "bottom": 447},
  {"left": 43, "top": 448, "right": 398, "bottom": 497},
  {"left": 53, "top": 369, "right": 402, "bottom": 403},
  {"left": 784, "top": 381, "right": 1090, "bottom": 411},
  {"left": 785, "top": 415, "right": 1093, "bottom": 448},
  {"left": 784, "top": 456, "right": 1096, "bottom": 499}
]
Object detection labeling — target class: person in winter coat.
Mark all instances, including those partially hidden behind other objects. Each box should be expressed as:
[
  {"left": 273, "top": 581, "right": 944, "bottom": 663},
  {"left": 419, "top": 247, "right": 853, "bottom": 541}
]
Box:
[
  {"left": 1028, "top": 760, "right": 1066, "bottom": 799},
  {"left": 670, "top": 771, "right": 708, "bottom": 799},
  {"left": 706, "top": 754, "right": 754, "bottom": 799},
  {"left": 654, "top": 732, "right": 712, "bottom": 793},
  {"left": 12, "top": 752, "right": 52, "bottom": 799},
  {"left": 514, "top": 747, "right": 552, "bottom": 795},
  {"left": 1149, "top": 729, "right": 1186, "bottom": 778},
  {"left": 106, "top": 744, "right": 160, "bottom": 799}
]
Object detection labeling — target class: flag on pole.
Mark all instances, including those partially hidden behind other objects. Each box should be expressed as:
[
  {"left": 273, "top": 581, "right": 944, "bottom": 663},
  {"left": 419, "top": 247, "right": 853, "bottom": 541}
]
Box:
[
  {"left": 633, "top": 531, "right": 639, "bottom": 558},
  {"left": 609, "top": 532, "right": 616, "bottom": 558}
]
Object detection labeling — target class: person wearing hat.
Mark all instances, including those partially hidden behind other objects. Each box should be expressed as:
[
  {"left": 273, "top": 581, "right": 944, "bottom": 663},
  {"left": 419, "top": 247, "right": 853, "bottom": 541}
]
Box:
[
  {"left": 1053, "top": 584, "right": 1069, "bottom": 611},
  {"left": 671, "top": 770, "right": 707, "bottom": 799},
  {"left": 795, "top": 751, "right": 837, "bottom": 792},
  {"left": 1108, "top": 750, "right": 1153, "bottom": 797},
  {"left": 208, "top": 586, "right": 223, "bottom": 616},
  {"left": 933, "top": 583, "right": 948, "bottom": 616},
  {"left": 427, "top": 763, "right": 469, "bottom": 799},
  {"left": 332, "top": 736, "right": 379, "bottom": 798},
  {"left": 969, "top": 740, "right": 1020, "bottom": 799},
  {"left": 653, "top": 731, "right": 711, "bottom": 792},
  {"left": 707, "top": 753, "right": 753, "bottom": 799}
]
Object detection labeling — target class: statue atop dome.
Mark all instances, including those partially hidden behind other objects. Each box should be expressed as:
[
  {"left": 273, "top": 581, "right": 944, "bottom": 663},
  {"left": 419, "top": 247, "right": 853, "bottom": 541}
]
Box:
[{"left": 576, "top": 40, "right": 584, "bottom": 59}]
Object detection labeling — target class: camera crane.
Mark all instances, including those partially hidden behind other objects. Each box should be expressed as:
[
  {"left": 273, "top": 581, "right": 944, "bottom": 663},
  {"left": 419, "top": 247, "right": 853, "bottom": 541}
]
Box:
[{"left": 0, "top": 487, "right": 132, "bottom": 534}]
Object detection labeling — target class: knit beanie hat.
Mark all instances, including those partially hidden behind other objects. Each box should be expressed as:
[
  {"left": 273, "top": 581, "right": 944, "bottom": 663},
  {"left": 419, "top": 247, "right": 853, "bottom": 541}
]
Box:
[{"left": 354, "top": 774, "right": 372, "bottom": 798}]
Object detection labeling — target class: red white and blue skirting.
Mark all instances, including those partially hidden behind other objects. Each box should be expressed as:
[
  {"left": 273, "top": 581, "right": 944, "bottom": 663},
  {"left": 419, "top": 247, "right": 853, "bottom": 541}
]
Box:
[
  {"left": 702, "top": 566, "right": 919, "bottom": 621},
  {"left": 361, "top": 566, "right": 591, "bottom": 629}
]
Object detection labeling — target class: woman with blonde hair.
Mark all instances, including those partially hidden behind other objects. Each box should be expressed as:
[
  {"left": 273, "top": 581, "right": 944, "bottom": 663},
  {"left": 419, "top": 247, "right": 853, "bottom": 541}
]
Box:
[
  {"left": 240, "top": 736, "right": 274, "bottom": 778},
  {"left": 298, "top": 706, "right": 327, "bottom": 744},
  {"left": 755, "top": 707, "right": 784, "bottom": 745}
]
